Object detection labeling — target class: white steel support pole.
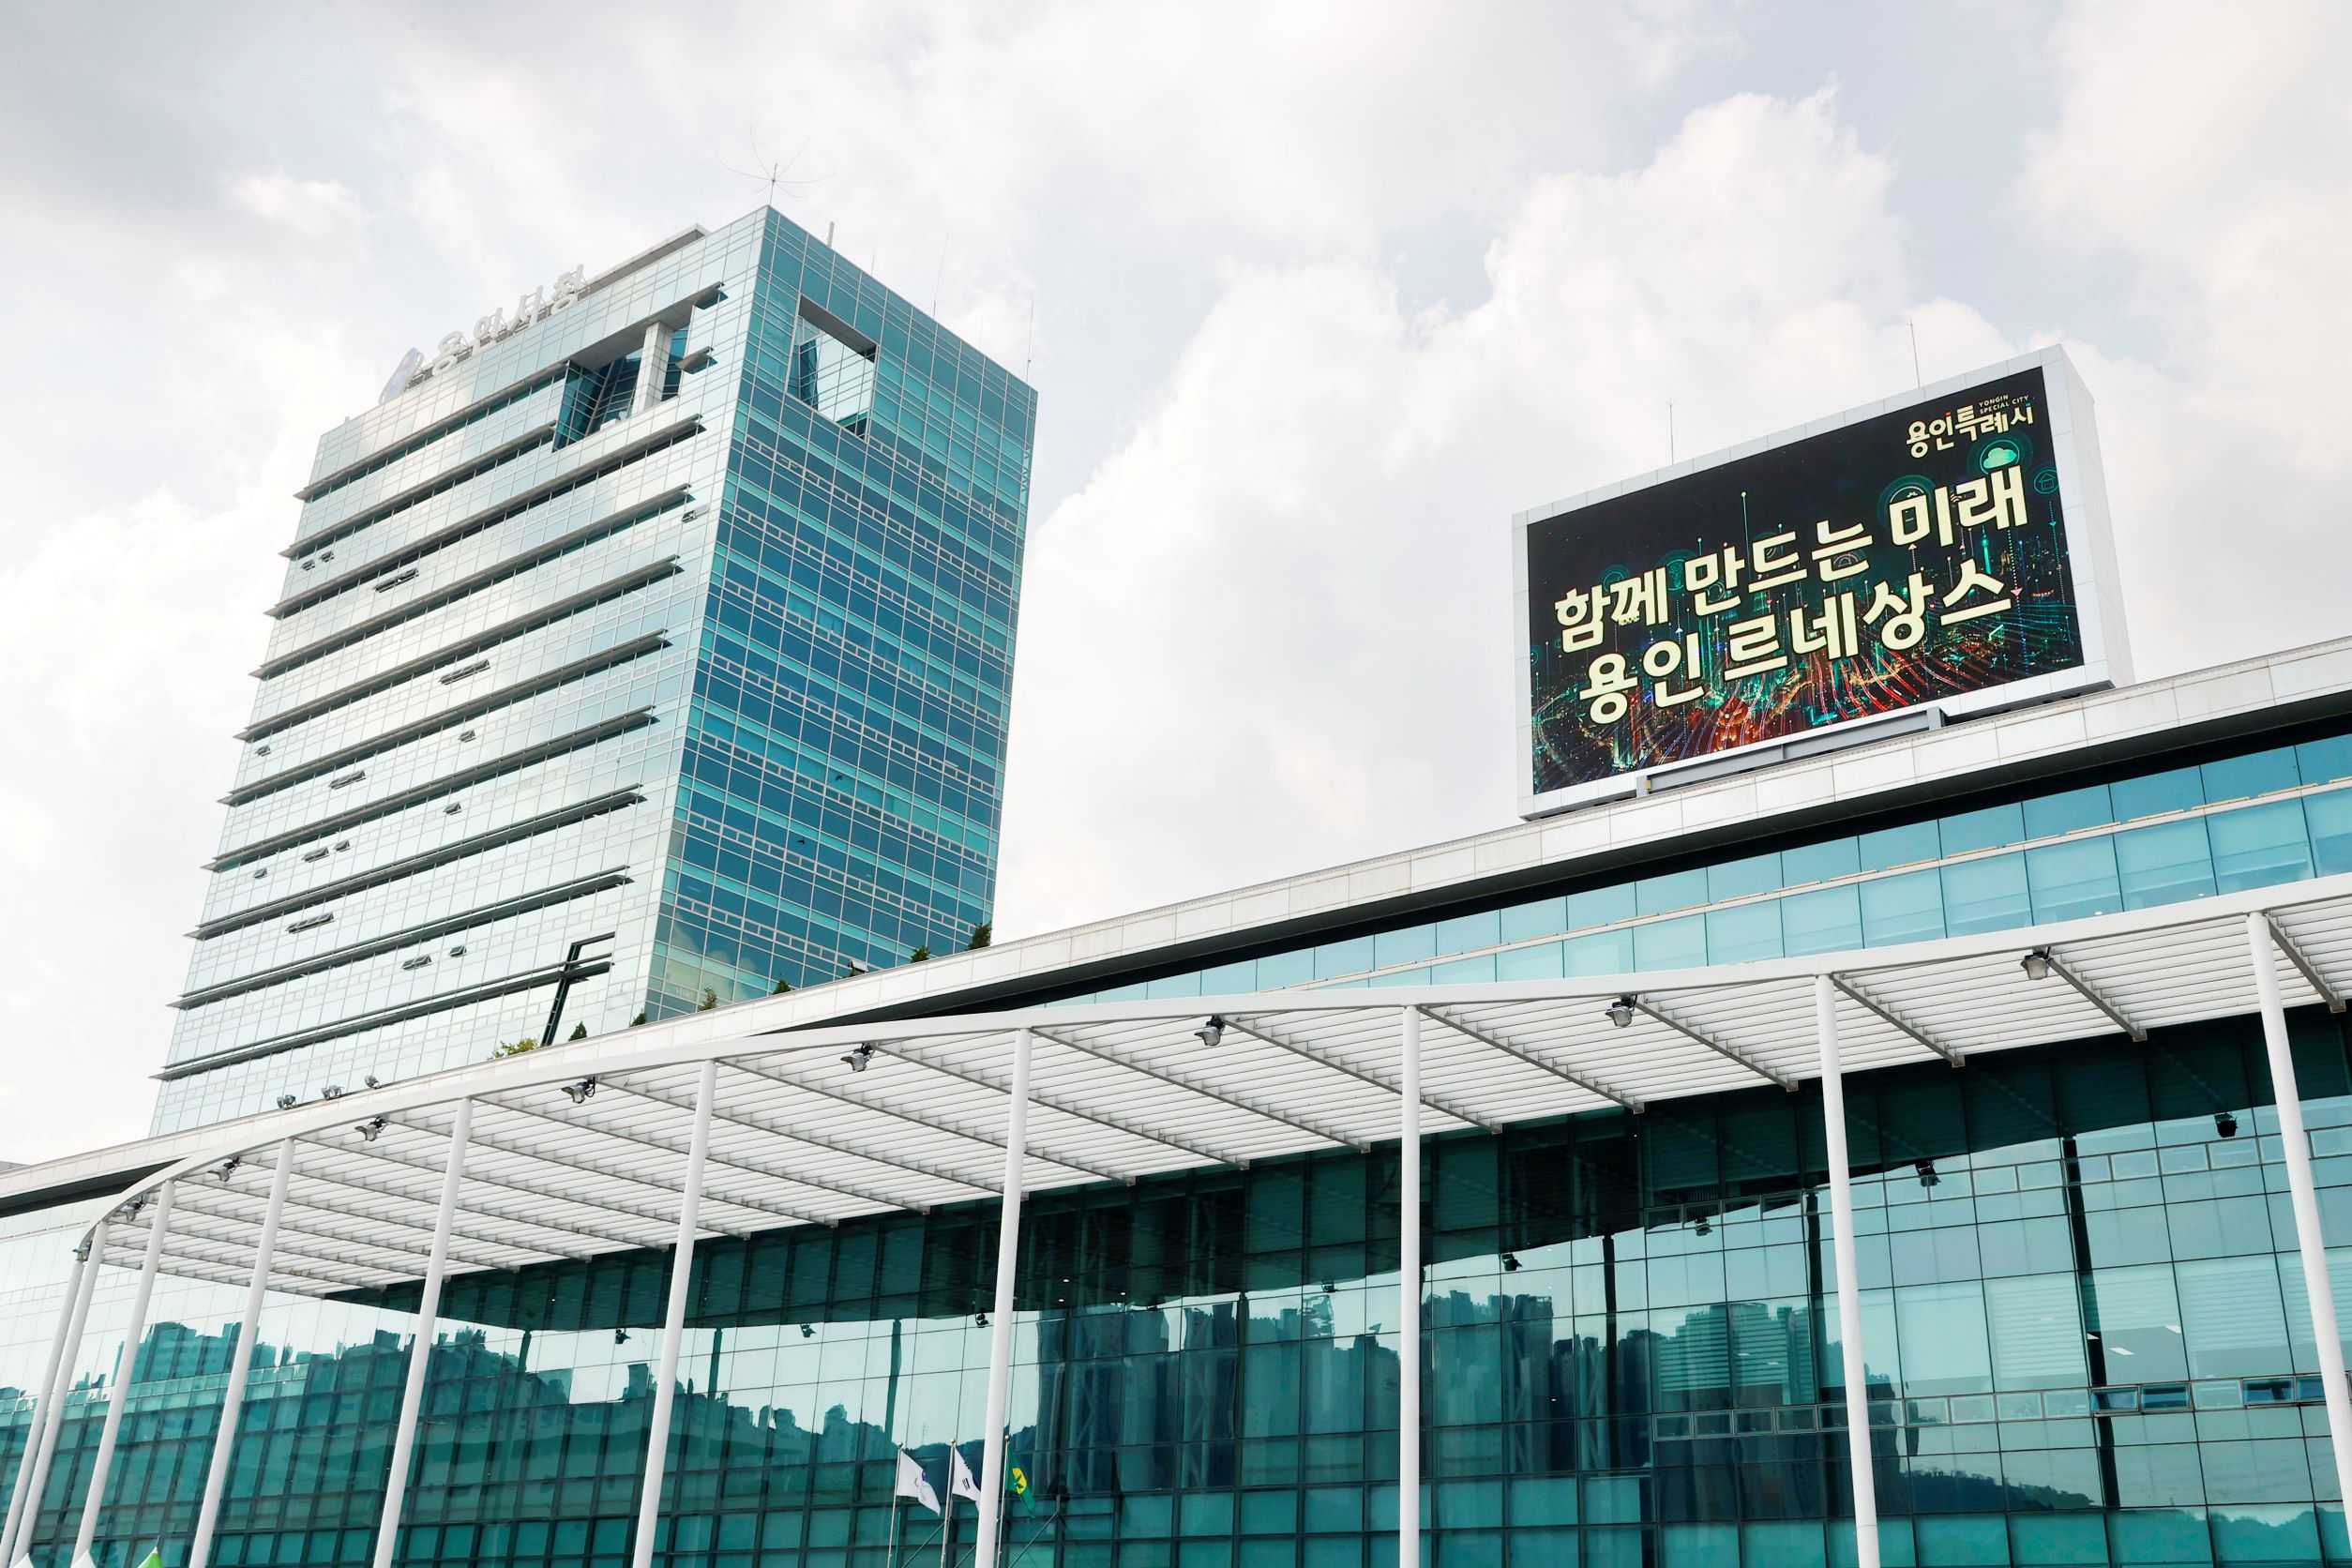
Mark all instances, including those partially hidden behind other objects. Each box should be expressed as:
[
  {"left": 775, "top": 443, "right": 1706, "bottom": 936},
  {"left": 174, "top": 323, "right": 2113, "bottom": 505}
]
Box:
[
  {"left": 1398, "top": 1008, "right": 1423, "bottom": 1568},
  {"left": 188, "top": 1143, "right": 294, "bottom": 1568},
  {"left": 370, "top": 1101, "right": 473, "bottom": 1568},
  {"left": 973, "top": 1027, "right": 1033, "bottom": 1568},
  {"left": 74, "top": 1184, "right": 174, "bottom": 1565},
  {"left": 5, "top": 1229, "right": 101, "bottom": 1567},
  {"left": 2, "top": 1248, "right": 86, "bottom": 1564},
  {"left": 2247, "top": 912, "right": 2352, "bottom": 1513},
  {"left": 1816, "top": 975, "right": 1881, "bottom": 1568},
  {"left": 630, "top": 1062, "right": 716, "bottom": 1568}
]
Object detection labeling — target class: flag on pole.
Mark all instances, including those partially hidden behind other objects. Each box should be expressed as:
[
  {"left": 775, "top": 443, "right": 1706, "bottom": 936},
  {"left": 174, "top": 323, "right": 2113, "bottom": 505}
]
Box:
[
  {"left": 948, "top": 1443, "right": 983, "bottom": 1504},
  {"left": 896, "top": 1448, "right": 942, "bottom": 1513},
  {"left": 1008, "top": 1461, "right": 1036, "bottom": 1515},
  {"left": 133, "top": 1552, "right": 162, "bottom": 1568}
]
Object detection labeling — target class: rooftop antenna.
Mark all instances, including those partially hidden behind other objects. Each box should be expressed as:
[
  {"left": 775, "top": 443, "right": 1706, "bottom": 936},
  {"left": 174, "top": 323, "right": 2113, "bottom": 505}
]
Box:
[
  {"left": 1024, "top": 301, "right": 1035, "bottom": 382},
  {"left": 718, "top": 129, "right": 831, "bottom": 212},
  {"left": 1907, "top": 318, "right": 1922, "bottom": 387}
]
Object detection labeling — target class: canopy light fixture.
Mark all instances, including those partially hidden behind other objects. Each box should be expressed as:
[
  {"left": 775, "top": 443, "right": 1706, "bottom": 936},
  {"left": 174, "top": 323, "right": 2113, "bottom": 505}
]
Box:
[
  {"left": 321, "top": 1084, "right": 345, "bottom": 1099},
  {"left": 1915, "top": 1160, "right": 1939, "bottom": 1189},
  {"left": 1606, "top": 997, "right": 1636, "bottom": 1030},
  {"left": 354, "top": 1116, "right": 388, "bottom": 1142},
  {"left": 275, "top": 1093, "right": 299, "bottom": 1109},
  {"left": 973, "top": 1312, "right": 989, "bottom": 1327},
  {"left": 842, "top": 1044, "right": 876, "bottom": 1073},
  {"left": 2215, "top": 1110, "right": 2239, "bottom": 1139},
  {"left": 800, "top": 1324, "right": 815, "bottom": 1338},
  {"left": 2021, "top": 947, "right": 2054, "bottom": 981},
  {"left": 1501, "top": 1252, "right": 1522, "bottom": 1274},
  {"left": 211, "top": 1158, "right": 240, "bottom": 1184},
  {"left": 560, "top": 1078, "right": 597, "bottom": 1105},
  {"left": 1194, "top": 1015, "right": 1227, "bottom": 1048},
  {"left": 363, "top": 1075, "right": 382, "bottom": 1089}
]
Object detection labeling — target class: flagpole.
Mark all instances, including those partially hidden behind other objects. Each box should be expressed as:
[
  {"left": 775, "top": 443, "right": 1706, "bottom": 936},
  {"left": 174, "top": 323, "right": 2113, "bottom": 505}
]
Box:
[
  {"left": 940, "top": 1483, "right": 953, "bottom": 1568},
  {"left": 885, "top": 1493, "right": 900, "bottom": 1568}
]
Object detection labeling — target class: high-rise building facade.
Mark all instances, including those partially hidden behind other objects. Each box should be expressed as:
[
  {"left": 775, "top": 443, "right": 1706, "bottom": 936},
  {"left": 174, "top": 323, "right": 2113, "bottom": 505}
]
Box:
[{"left": 158, "top": 208, "right": 1037, "bottom": 1134}]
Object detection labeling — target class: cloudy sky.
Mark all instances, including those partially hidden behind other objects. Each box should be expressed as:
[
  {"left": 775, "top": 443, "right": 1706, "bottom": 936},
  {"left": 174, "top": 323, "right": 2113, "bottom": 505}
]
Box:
[{"left": 1, "top": 0, "right": 2346, "bottom": 1164}]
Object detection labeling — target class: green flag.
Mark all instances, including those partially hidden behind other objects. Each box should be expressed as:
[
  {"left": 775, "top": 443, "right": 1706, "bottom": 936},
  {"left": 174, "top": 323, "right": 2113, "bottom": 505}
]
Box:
[
  {"left": 135, "top": 1550, "right": 163, "bottom": 1568},
  {"left": 1008, "top": 1461, "right": 1035, "bottom": 1515}
]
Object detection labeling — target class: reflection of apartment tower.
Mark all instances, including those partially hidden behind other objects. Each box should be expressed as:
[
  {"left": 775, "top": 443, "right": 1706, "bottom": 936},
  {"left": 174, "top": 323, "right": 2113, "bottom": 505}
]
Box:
[{"left": 159, "top": 208, "right": 1036, "bottom": 1133}]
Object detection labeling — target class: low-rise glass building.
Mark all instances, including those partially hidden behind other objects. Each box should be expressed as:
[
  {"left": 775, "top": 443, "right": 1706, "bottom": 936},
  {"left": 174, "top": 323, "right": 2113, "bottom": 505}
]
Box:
[{"left": 13, "top": 581, "right": 2352, "bottom": 1568}]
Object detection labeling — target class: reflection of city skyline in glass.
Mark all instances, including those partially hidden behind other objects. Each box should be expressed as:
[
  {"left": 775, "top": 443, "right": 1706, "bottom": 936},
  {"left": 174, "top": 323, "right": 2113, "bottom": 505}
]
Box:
[{"left": 5, "top": 1018, "right": 2348, "bottom": 1566}]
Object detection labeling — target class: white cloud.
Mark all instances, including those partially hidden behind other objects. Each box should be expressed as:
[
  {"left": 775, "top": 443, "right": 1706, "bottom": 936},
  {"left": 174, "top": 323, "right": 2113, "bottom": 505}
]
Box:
[
  {"left": 2016, "top": 0, "right": 2352, "bottom": 671},
  {"left": 6, "top": 1, "right": 2352, "bottom": 1160},
  {"left": 996, "top": 89, "right": 2018, "bottom": 937},
  {"left": 0, "top": 311, "right": 368, "bottom": 1163},
  {"left": 228, "top": 170, "right": 367, "bottom": 240}
]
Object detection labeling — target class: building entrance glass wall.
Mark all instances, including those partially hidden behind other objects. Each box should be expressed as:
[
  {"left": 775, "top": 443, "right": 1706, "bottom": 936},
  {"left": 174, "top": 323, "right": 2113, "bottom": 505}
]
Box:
[{"left": 6, "top": 996, "right": 2352, "bottom": 1568}]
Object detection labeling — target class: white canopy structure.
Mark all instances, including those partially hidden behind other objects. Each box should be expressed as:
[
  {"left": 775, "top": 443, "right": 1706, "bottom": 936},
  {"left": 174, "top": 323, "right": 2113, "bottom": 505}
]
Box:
[{"left": 15, "top": 875, "right": 2352, "bottom": 1568}]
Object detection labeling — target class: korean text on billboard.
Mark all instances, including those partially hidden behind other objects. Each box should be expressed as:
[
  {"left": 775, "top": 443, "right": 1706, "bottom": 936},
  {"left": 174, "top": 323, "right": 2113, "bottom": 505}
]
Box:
[{"left": 1525, "top": 367, "right": 2084, "bottom": 796}]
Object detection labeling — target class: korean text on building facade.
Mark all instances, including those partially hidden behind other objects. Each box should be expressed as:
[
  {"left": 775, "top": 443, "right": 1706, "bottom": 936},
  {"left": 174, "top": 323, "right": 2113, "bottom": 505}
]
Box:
[
  {"left": 1523, "top": 366, "right": 2087, "bottom": 796},
  {"left": 402, "top": 264, "right": 588, "bottom": 393}
]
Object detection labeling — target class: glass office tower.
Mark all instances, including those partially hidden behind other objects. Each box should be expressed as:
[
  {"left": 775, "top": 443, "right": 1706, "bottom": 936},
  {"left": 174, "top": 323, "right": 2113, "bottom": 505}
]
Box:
[{"left": 157, "top": 209, "right": 1036, "bottom": 1134}]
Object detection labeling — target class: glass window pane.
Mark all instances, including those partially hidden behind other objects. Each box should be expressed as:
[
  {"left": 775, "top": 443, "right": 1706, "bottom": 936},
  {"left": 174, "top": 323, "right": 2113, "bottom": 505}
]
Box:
[
  {"left": 2177, "top": 1255, "right": 2291, "bottom": 1378},
  {"left": 1200, "top": 959, "right": 1257, "bottom": 994},
  {"left": 1781, "top": 885, "right": 1863, "bottom": 957},
  {"left": 2026, "top": 837, "right": 2123, "bottom": 923},
  {"left": 2209, "top": 800, "right": 2314, "bottom": 893},
  {"left": 1370, "top": 965, "right": 1431, "bottom": 988},
  {"left": 1985, "top": 1274, "right": 2087, "bottom": 1389},
  {"left": 1566, "top": 882, "right": 1636, "bottom": 931},
  {"left": 1498, "top": 897, "right": 1565, "bottom": 944},
  {"left": 1893, "top": 1282, "right": 1993, "bottom": 1395},
  {"left": 2113, "top": 765, "right": 2206, "bottom": 822},
  {"left": 2023, "top": 784, "right": 2114, "bottom": 840},
  {"left": 2203, "top": 746, "right": 2300, "bottom": 805},
  {"left": 1564, "top": 928, "right": 1635, "bottom": 976},
  {"left": 1860, "top": 820, "right": 1940, "bottom": 873},
  {"left": 1634, "top": 915, "right": 1706, "bottom": 970},
  {"left": 1706, "top": 852, "right": 1782, "bottom": 902},
  {"left": 1860, "top": 869, "right": 1945, "bottom": 947},
  {"left": 1636, "top": 869, "right": 1710, "bottom": 917},
  {"left": 1147, "top": 971, "right": 1204, "bottom": 1000},
  {"left": 1375, "top": 925, "right": 1438, "bottom": 969},
  {"left": 1497, "top": 942, "right": 1564, "bottom": 981},
  {"left": 2083, "top": 1263, "right": 2189, "bottom": 1383},
  {"left": 1940, "top": 803, "right": 2026, "bottom": 856},
  {"left": 2304, "top": 790, "right": 2352, "bottom": 877},
  {"left": 1435, "top": 911, "right": 1500, "bottom": 957},
  {"left": 1703, "top": 901, "right": 1782, "bottom": 964},
  {"left": 1259, "top": 948, "right": 1316, "bottom": 988},
  {"left": 1314, "top": 937, "right": 1376, "bottom": 980},
  {"left": 1432, "top": 954, "right": 1497, "bottom": 984},
  {"left": 2297, "top": 732, "right": 2352, "bottom": 788},
  {"left": 1782, "top": 837, "right": 1861, "bottom": 887},
  {"left": 2115, "top": 819, "right": 2218, "bottom": 910},
  {"left": 1943, "top": 854, "right": 2031, "bottom": 935}
]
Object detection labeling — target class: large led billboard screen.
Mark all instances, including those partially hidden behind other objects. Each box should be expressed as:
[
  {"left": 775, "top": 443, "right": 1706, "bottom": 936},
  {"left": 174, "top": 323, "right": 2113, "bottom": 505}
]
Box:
[{"left": 1515, "top": 348, "right": 2130, "bottom": 817}]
